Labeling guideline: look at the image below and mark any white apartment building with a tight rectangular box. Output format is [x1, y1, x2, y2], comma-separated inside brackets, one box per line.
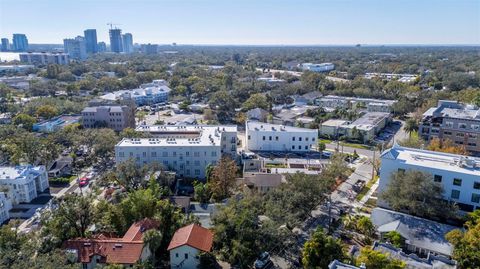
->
[315, 95, 397, 113]
[379, 144, 480, 212]
[0, 165, 49, 204]
[115, 125, 238, 179]
[246, 121, 317, 152]
[299, 63, 335, 72]
[0, 192, 12, 224]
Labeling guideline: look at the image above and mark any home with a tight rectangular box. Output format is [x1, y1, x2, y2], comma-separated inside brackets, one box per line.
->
[64, 218, 159, 268]
[168, 223, 214, 269]
[48, 156, 73, 178]
[246, 108, 269, 122]
[242, 172, 285, 193]
[371, 208, 458, 258]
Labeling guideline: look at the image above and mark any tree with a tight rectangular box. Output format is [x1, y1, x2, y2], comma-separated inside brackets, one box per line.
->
[356, 248, 405, 269]
[301, 228, 344, 269]
[209, 157, 238, 202]
[12, 113, 36, 130]
[111, 159, 157, 192]
[36, 105, 59, 119]
[427, 138, 468, 155]
[403, 118, 419, 138]
[446, 209, 480, 268]
[356, 216, 375, 238]
[193, 180, 212, 203]
[318, 141, 326, 152]
[242, 93, 269, 111]
[197, 252, 218, 269]
[385, 231, 404, 248]
[380, 170, 457, 219]
[142, 229, 163, 265]
[322, 153, 351, 181]
[46, 64, 61, 79]
[398, 131, 423, 148]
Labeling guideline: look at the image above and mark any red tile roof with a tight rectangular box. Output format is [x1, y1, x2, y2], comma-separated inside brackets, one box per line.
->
[167, 224, 213, 252]
[64, 218, 159, 265]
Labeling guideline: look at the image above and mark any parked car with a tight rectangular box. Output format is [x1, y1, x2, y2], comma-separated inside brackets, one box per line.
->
[79, 177, 89, 187]
[254, 252, 273, 269]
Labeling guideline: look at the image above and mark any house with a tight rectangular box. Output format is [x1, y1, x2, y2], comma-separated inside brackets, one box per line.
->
[372, 242, 457, 269]
[371, 208, 458, 258]
[48, 156, 73, 178]
[170, 196, 191, 213]
[246, 108, 269, 122]
[242, 173, 285, 193]
[328, 260, 363, 269]
[320, 119, 349, 138]
[168, 223, 214, 269]
[64, 218, 159, 268]
[0, 113, 12, 124]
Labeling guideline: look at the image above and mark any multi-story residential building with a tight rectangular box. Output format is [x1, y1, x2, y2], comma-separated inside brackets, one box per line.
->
[100, 81, 171, 106]
[19, 52, 70, 65]
[63, 36, 87, 60]
[379, 144, 480, 212]
[109, 28, 123, 53]
[115, 125, 238, 179]
[0, 192, 12, 224]
[315, 95, 397, 113]
[246, 121, 317, 152]
[341, 112, 391, 142]
[0, 165, 48, 204]
[419, 100, 480, 155]
[141, 43, 158, 55]
[299, 62, 335, 72]
[122, 33, 134, 53]
[97, 41, 107, 53]
[84, 29, 98, 54]
[81, 105, 135, 131]
[12, 34, 28, 51]
[1, 38, 9, 51]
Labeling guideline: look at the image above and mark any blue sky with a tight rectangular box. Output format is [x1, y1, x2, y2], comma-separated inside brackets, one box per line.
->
[0, 0, 479, 45]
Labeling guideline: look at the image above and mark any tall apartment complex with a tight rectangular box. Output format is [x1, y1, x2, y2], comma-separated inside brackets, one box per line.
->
[12, 34, 28, 51]
[19, 52, 70, 65]
[141, 43, 158, 55]
[419, 100, 480, 155]
[0, 165, 49, 204]
[81, 105, 135, 131]
[83, 29, 98, 54]
[100, 80, 171, 106]
[122, 33, 134, 53]
[246, 121, 317, 152]
[109, 28, 123, 53]
[0, 38, 9, 51]
[64, 36, 87, 60]
[379, 144, 480, 212]
[115, 125, 238, 179]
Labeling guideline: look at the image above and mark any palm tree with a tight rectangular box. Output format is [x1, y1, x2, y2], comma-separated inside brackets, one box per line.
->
[403, 118, 419, 137]
[142, 229, 163, 265]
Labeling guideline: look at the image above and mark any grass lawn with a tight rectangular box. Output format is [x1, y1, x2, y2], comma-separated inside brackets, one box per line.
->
[49, 175, 77, 185]
[265, 163, 287, 168]
[319, 139, 332, 144]
[340, 142, 372, 150]
[355, 176, 379, 202]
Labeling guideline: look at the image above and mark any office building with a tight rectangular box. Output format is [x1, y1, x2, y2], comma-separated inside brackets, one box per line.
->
[83, 29, 98, 54]
[81, 105, 135, 131]
[122, 33, 133, 53]
[100, 80, 171, 106]
[19, 52, 70, 65]
[419, 100, 480, 155]
[141, 43, 158, 55]
[245, 121, 317, 152]
[109, 28, 123, 53]
[1, 38, 9, 51]
[97, 42, 107, 53]
[115, 125, 238, 179]
[299, 62, 335, 72]
[379, 144, 480, 212]
[64, 36, 87, 60]
[0, 165, 49, 204]
[12, 34, 28, 51]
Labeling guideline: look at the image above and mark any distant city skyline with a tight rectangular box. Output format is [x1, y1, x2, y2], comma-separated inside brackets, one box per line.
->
[0, 0, 479, 45]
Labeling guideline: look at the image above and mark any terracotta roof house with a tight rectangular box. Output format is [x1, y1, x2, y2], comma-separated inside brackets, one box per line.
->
[168, 224, 214, 269]
[64, 218, 159, 268]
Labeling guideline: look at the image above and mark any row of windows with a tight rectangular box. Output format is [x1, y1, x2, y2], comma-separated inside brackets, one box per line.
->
[433, 175, 480, 189]
[451, 189, 480, 203]
[118, 151, 217, 158]
[443, 131, 477, 139]
[445, 121, 480, 131]
[292, 145, 309, 150]
[248, 135, 316, 142]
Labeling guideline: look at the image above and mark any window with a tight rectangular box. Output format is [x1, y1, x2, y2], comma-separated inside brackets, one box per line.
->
[275, 136, 279, 141]
[211, 151, 217, 157]
[194, 160, 200, 166]
[248, 135, 251, 140]
[163, 152, 168, 157]
[151, 152, 157, 157]
[469, 133, 477, 139]
[445, 122, 453, 128]
[194, 152, 200, 157]
[459, 123, 467, 129]
[292, 145, 295, 150]
[397, 168, 405, 173]
[444, 131, 452, 135]
[186, 151, 190, 156]
[451, 190, 460, 199]
[474, 182, 480, 190]
[456, 133, 465, 137]
[175, 253, 179, 258]
[292, 137, 296, 141]
[195, 169, 200, 175]
[269, 136, 272, 141]
[185, 253, 188, 259]
[173, 152, 176, 157]
[453, 178, 462, 186]
[130, 152, 134, 157]
[433, 175, 442, 183]
[306, 137, 309, 141]
[305, 146, 308, 150]
[471, 193, 480, 203]
[262, 136, 265, 141]
[119, 152, 124, 157]
[299, 137, 302, 141]
[472, 125, 480, 131]
[312, 137, 315, 142]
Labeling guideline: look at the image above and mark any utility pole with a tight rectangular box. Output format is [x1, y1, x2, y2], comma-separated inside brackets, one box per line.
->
[371, 148, 376, 181]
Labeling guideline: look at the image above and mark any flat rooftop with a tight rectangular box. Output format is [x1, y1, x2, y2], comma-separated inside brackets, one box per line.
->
[320, 95, 396, 105]
[0, 166, 42, 180]
[246, 121, 317, 133]
[321, 119, 348, 127]
[118, 125, 237, 147]
[423, 100, 480, 120]
[345, 112, 390, 131]
[381, 144, 480, 176]
[101, 85, 171, 101]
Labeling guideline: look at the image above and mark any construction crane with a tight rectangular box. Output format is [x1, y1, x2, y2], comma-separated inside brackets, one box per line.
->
[107, 23, 121, 30]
